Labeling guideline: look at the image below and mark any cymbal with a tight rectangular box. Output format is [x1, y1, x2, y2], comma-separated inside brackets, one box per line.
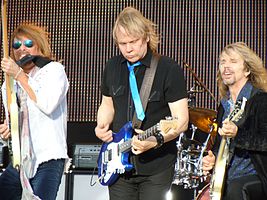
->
[189, 107, 217, 136]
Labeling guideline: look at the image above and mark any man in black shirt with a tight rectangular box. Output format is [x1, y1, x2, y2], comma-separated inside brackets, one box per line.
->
[95, 7, 189, 200]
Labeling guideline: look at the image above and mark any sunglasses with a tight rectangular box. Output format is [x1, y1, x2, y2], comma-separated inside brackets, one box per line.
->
[12, 39, 34, 49]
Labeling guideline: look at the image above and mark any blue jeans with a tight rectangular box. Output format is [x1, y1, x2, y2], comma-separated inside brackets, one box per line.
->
[0, 159, 65, 200]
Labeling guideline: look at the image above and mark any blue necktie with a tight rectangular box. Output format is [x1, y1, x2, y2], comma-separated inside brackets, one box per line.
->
[127, 61, 145, 121]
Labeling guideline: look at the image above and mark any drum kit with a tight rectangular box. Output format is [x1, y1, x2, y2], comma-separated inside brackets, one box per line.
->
[172, 62, 218, 199]
[172, 107, 217, 189]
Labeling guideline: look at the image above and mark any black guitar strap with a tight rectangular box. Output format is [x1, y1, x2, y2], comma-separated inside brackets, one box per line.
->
[132, 54, 160, 129]
[16, 54, 52, 68]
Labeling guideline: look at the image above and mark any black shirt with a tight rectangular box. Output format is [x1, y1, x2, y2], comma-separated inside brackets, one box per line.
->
[101, 49, 187, 175]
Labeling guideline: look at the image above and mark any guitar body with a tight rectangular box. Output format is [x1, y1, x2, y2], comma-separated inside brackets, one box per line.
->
[98, 122, 134, 186]
[209, 138, 227, 200]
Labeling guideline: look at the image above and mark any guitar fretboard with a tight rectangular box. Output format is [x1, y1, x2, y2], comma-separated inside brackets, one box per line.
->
[119, 123, 160, 153]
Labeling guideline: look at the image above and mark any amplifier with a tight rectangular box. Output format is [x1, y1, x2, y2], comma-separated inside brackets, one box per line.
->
[72, 144, 101, 169]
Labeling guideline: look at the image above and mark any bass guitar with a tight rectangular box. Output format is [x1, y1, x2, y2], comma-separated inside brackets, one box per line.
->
[97, 118, 178, 186]
[209, 97, 247, 200]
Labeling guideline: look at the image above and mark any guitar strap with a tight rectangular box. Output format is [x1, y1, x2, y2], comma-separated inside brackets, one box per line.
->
[132, 53, 160, 129]
[16, 55, 52, 68]
[228, 88, 260, 162]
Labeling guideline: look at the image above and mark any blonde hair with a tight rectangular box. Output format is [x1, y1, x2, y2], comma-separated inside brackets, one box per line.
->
[217, 42, 267, 98]
[10, 22, 52, 60]
[112, 7, 160, 53]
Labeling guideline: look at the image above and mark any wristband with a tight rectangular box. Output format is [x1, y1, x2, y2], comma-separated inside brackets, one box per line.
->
[154, 132, 164, 149]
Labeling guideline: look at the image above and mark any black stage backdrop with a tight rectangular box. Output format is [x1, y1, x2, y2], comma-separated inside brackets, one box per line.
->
[0, 0, 266, 143]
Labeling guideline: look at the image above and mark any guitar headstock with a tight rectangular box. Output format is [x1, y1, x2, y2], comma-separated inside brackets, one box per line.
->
[2, 0, 8, 7]
[159, 117, 179, 134]
[229, 97, 247, 122]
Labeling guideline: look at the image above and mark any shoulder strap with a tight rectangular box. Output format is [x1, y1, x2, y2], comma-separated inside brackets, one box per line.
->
[16, 55, 52, 68]
[132, 54, 160, 129]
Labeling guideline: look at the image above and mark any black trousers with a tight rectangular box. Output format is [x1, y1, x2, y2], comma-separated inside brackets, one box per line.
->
[223, 174, 267, 200]
[109, 165, 174, 200]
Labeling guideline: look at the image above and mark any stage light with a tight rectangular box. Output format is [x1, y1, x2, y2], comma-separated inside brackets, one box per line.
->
[165, 189, 173, 200]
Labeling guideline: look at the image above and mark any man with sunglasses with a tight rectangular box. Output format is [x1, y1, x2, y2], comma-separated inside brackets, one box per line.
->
[0, 23, 69, 200]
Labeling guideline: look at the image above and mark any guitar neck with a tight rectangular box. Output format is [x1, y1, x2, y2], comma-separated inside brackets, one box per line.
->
[138, 124, 159, 140]
[119, 123, 159, 153]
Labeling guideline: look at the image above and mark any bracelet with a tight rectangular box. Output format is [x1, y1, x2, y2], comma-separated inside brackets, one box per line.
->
[14, 67, 23, 80]
[154, 132, 164, 149]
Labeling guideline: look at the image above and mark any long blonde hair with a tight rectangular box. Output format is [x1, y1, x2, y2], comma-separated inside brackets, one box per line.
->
[217, 42, 267, 98]
[10, 23, 52, 60]
[112, 7, 160, 54]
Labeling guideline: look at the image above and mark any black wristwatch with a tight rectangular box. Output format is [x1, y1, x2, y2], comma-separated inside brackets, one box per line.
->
[154, 132, 164, 149]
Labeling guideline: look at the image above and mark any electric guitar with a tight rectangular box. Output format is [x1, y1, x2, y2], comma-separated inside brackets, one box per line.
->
[97, 118, 178, 186]
[209, 97, 247, 200]
[2, 0, 21, 170]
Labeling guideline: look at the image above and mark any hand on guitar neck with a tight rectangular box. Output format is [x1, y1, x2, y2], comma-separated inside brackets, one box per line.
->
[202, 103, 241, 174]
[131, 118, 179, 155]
[218, 118, 238, 138]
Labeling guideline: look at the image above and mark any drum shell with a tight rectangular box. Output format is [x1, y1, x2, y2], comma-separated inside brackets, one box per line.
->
[196, 183, 210, 200]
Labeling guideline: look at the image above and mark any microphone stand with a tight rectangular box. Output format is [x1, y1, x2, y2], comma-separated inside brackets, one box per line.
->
[183, 61, 218, 106]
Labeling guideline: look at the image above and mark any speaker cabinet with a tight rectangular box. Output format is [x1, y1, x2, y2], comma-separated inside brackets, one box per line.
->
[73, 174, 109, 200]
[64, 170, 109, 200]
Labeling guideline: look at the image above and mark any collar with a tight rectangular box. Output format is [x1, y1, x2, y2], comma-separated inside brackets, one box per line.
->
[221, 81, 253, 111]
[236, 81, 253, 101]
